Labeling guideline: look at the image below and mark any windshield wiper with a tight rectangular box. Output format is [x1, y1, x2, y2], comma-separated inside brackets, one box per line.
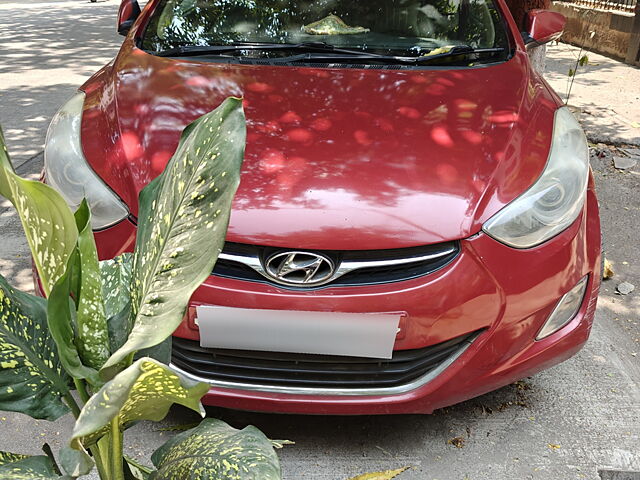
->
[257, 52, 404, 64]
[154, 41, 388, 58]
[272, 45, 506, 65]
[154, 42, 506, 66]
[410, 45, 506, 64]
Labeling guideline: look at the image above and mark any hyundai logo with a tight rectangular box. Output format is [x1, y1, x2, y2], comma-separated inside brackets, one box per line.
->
[264, 251, 335, 286]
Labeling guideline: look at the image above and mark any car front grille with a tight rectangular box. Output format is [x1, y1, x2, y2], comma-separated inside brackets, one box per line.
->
[212, 241, 460, 289]
[171, 330, 480, 390]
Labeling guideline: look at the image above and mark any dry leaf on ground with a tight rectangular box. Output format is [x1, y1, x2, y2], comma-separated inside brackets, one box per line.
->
[603, 259, 614, 279]
[448, 436, 465, 448]
[347, 466, 410, 480]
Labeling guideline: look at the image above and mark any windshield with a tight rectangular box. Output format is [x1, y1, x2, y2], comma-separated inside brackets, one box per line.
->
[141, 0, 509, 61]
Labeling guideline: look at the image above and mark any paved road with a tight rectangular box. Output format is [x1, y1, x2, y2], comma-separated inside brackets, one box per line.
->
[0, 2, 638, 479]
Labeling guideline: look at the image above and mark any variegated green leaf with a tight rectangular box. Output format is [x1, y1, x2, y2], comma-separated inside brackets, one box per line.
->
[0, 275, 70, 420]
[100, 253, 133, 321]
[149, 418, 282, 480]
[135, 337, 171, 365]
[0, 451, 29, 464]
[0, 126, 78, 296]
[124, 456, 152, 480]
[101, 253, 171, 367]
[102, 98, 245, 373]
[108, 303, 172, 376]
[71, 358, 208, 448]
[46, 201, 110, 385]
[106, 303, 131, 361]
[58, 447, 93, 478]
[98, 248, 134, 379]
[47, 250, 101, 386]
[0, 452, 64, 479]
[73, 200, 110, 370]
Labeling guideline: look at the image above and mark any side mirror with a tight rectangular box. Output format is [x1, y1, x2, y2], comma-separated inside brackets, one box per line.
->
[118, 0, 141, 36]
[523, 10, 566, 48]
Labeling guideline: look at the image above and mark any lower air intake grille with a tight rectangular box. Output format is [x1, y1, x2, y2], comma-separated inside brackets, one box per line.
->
[172, 331, 479, 390]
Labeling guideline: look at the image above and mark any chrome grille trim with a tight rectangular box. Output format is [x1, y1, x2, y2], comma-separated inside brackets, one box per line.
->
[217, 244, 458, 287]
[169, 331, 480, 397]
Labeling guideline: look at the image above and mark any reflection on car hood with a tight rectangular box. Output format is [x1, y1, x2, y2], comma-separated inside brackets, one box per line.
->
[81, 44, 559, 250]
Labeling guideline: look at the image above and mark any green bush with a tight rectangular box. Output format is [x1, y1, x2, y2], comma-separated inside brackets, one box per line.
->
[0, 97, 283, 480]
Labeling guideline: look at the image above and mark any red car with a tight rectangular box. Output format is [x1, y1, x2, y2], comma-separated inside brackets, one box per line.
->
[42, 0, 601, 414]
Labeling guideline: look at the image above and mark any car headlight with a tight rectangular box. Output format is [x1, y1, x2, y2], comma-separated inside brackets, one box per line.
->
[482, 107, 589, 248]
[44, 92, 129, 230]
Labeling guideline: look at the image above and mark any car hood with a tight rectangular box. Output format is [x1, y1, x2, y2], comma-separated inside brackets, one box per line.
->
[81, 43, 559, 250]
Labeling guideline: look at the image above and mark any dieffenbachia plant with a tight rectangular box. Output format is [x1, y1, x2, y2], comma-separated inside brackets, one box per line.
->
[0, 97, 286, 479]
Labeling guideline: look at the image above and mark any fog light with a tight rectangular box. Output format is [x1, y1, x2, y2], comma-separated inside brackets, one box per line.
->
[536, 276, 589, 340]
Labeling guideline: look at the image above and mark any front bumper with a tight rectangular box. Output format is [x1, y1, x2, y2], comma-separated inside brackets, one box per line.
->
[85, 184, 601, 415]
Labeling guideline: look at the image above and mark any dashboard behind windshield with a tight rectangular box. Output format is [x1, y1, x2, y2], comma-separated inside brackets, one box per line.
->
[141, 0, 509, 60]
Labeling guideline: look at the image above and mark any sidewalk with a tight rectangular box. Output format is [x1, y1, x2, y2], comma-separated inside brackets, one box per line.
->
[0, 0, 121, 168]
[545, 42, 640, 146]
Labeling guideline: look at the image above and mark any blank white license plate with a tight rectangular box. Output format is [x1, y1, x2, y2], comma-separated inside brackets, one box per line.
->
[196, 306, 401, 359]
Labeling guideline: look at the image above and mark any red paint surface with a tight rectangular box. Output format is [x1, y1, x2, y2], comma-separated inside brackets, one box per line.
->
[526, 10, 566, 45]
[117, 0, 138, 31]
[91, 183, 601, 414]
[67, 1, 602, 414]
[80, 32, 557, 250]
[198, 186, 601, 414]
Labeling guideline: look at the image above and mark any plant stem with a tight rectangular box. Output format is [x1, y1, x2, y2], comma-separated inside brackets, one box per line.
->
[65, 390, 109, 479]
[125, 351, 135, 368]
[89, 445, 109, 480]
[565, 11, 595, 104]
[566, 44, 584, 104]
[74, 378, 91, 404]
[109, 416, 125, 480]
[63, 393, 82, 418]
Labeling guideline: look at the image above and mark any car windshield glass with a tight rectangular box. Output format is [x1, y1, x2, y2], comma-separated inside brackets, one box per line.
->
[141, 0, 509, 61]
